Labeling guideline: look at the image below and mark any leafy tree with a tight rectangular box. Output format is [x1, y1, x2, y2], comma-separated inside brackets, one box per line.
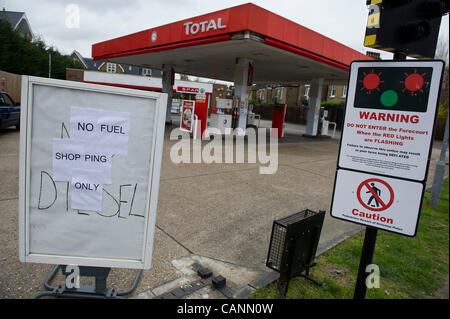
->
[179, 74, 190, 81]
[321, 101, 345, 108]
[0, 20, 82, 79]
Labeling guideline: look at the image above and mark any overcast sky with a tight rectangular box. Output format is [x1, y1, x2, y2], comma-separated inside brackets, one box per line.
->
[3, 0, 449, 62]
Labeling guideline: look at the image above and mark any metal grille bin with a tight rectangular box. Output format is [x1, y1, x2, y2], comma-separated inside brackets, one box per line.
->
[266, 209, 326, 298]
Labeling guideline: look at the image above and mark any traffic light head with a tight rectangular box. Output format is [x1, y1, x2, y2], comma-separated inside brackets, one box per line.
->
[365, 0, 449, 59]
[355, 66, 432, 111]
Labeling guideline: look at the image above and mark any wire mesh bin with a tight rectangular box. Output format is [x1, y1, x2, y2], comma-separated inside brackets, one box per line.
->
[266, 209, 326, 297]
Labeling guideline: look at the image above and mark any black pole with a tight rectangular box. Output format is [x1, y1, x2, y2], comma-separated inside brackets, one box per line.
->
[353, 50, 408, 300]
[353, 227, 378, 299]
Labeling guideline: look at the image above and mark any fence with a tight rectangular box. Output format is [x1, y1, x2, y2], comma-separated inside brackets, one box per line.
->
[0, 69, 22, 103]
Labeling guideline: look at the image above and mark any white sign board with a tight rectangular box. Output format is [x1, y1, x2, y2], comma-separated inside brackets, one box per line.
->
[338, 60, 444, 181]
[331, 60, 444, 237]
[19, 76, 167, 269]
[331, 170, 423, 236]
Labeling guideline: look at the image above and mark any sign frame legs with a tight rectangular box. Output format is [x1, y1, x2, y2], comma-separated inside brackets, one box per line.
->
[33, 265, 142, 299]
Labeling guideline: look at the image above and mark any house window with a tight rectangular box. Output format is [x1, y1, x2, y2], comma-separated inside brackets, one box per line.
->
[342, 85, 347, 98]
[258, 90, 264, 101]
[142, 68, 152, 76]
[106, 63, 116, 73]
[276, 87, 284, 102]
[330, 85, 336, 97]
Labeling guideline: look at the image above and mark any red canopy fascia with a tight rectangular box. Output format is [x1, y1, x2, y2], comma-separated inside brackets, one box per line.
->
[92, 3, 370, 70]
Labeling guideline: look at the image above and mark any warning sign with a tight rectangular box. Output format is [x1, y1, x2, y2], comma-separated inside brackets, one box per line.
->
[338, 60, 444, 182]
[331, 170, 423, 237]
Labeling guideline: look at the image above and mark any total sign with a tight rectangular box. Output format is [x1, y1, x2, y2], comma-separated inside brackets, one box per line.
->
[331, 60, 444, 237]
[183, 17, 226, 36]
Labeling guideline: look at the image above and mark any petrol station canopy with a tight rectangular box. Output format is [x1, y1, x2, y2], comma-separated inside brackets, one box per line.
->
[92, 3, 371, 85]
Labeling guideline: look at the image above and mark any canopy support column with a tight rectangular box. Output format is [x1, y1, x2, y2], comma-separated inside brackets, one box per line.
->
[162, 64, 174, 124]
[233, 57, 252, 136]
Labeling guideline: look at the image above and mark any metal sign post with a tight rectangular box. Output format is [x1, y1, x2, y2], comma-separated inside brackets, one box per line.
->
[353, 227, 378, 299]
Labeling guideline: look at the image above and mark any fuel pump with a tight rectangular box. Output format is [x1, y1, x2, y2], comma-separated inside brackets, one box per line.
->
[319, 107, 329, 136]
[208, 98, 233, 134]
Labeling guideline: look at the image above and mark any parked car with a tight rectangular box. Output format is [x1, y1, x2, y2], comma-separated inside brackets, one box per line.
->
[0, 90, 20, 130]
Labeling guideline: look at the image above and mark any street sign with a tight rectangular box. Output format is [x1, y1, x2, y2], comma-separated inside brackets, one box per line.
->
[331, 170, 423, 236]
[338, 60, 444, 181]
[331, 60, 444, 237]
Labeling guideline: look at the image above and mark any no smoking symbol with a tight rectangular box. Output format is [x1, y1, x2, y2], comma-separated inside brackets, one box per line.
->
[356, 178, 394, 212]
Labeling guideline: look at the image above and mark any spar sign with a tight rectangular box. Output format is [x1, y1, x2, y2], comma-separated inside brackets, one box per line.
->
[331, 60, 444, 237]
[180, 100, 195, 132]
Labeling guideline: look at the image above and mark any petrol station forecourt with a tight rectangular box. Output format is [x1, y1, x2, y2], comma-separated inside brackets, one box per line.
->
[90, 2, 372, 261]
[3, 3, 448, 300]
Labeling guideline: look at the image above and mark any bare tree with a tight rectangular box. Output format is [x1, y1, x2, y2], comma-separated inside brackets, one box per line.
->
[435, 39, 449, 112]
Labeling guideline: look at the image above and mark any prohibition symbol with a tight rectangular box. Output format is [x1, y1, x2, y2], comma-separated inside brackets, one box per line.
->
[356, 178, 394, 212]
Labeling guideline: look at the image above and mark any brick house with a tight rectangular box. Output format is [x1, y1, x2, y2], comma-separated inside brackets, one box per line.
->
[0, 8, 33, 40]
[70, 50, 162, 77]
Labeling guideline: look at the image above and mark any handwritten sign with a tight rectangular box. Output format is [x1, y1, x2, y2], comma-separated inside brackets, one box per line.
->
[19, 76, 167, 269]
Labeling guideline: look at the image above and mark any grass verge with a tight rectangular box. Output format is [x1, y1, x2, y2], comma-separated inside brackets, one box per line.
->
[250, 179, 449, 299]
